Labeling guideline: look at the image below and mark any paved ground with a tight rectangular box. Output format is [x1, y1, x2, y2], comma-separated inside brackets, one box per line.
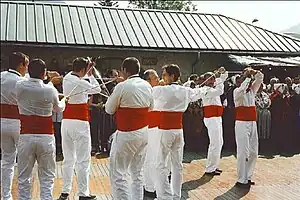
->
[7, 151, 300, 200]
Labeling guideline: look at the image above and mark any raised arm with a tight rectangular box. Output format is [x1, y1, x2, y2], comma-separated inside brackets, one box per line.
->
[105, 83, 123, 115]
[51, 84, 66, 113]
[251, 71, 264, 94]
[233, 78, 252, 100]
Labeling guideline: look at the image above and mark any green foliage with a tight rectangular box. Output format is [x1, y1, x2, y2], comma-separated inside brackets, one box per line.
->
[128, 0, 197, 11]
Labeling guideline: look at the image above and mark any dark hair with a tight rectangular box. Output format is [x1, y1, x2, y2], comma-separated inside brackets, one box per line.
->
[72, 57, 88, 72]
[189, 74, 198, 81]
[9, 52, 28, 70]
[105, 69, 118, 78]
[121, 57, 140, 75]
[162, 64, 181, 81]
[28, 59, 46, 79]
[143, 69, 156, 81]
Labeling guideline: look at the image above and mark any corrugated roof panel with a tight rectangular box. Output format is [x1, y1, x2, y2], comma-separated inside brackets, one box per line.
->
[0, 3, 8, 40]
[93, 8, 113, 46]
[77, 7, 94, 45]
[69, 6, 85, 44]
[85, 7, 103, 45]
[117, 9, 139, 47]
[237, 21, 268, 51]
[7, 3, 17, 41]
[170, 13, 199, 49]
[163, 12, 190, 49]
[184, 13, 213, 49]
[233, 21, 262, 51]
[158, 12, 182, 48]
[102, 9, 121, 46]
[140, 11, 165, 48]
[52, 5, 66, 44]
[133, 10, 157, 48]
[43, 5, 56, 43]
[205, 15, 232, 49]
[26, 4, 37, 42]
[215, 16, 245, 50]
[194, 14, 223, 49]
[125, 10, 148, 47]
[35, 4, 46, 43]
[226, 18, 256, 50]
[148, 11, 173, 48]
[16, 3, 26, 42]
[60, 6, 75, 44]
[110, 9, 131, 46]
[1, 1, 299, 53]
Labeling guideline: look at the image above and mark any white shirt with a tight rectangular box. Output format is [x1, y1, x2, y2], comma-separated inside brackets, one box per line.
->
[1, 69, 26, 107]
[152, 83, 205, 112]
[234, 72, 264, 107]
[105, 75, 153, 115]
[16, 78, 66, 116]
[63, 72, 101, 104]
[202, 72, 228, 107]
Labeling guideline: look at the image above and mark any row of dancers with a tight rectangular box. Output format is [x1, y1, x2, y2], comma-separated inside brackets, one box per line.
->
[1, 52, 263, 200]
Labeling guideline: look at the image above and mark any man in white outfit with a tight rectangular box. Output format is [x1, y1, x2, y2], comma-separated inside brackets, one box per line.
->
[153, 64, 207, 200]
[202, 67, 228, 176]
[1, 52, 28, 200]
[105, 57, 153, 200]
[233, 68, 264, 188]
[142, 69, 160, 198]
[58, 57, 101, 200]
[16, 59, 66, 200]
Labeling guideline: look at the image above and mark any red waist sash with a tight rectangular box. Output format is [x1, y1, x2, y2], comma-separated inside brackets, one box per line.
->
[148, 111, 161, 128]
[116, 107, 149, 132]
[63, 103, 89, 121]
[0, 104, 19, 119]
[20, 115, 54, 134]
[159, 111, 183, 130]
[203, 105, 223, 118]
[235, 106, 257, 121]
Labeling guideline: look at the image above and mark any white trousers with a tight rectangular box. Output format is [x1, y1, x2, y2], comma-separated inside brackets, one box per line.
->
[204, 117, 224, 173]
[1, 118, 20, 200]
[61, 119, 92, 197]
[109, 128, 148, 200]
[17, 134, 56, 200]
[235, 121, 258, 184]
[156, 129, 184, 200]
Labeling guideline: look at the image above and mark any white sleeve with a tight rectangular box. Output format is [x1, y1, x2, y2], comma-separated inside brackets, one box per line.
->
[203, 78, 224, 98]
[233, 78, 251, 100]
[251, 71, 264, 94]
[188, 87, 205, 102]
[105, 83, 123, 115]
[50, 84, 66, 113]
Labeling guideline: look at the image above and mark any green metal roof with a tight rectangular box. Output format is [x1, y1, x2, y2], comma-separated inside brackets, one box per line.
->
[1, 1, 300, 54]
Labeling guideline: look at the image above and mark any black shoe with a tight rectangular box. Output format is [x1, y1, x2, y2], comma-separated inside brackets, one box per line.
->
[216, 168, 223, 173]
[79, 195, 97, 200]
[205, 171, 221, 176]
[144, 188, 157, 198]
[235, 182, 250, 189]
[168, 174, 171, 183]
[57, 193, 69, 200]
[248, 180, 255, 185]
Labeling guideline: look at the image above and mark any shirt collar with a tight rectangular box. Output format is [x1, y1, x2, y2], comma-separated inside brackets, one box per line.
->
[128, 74, 140, 79]
[29, 78, 44, 84]
[8, 69, 21, 77]
[71, 72, 81, 78]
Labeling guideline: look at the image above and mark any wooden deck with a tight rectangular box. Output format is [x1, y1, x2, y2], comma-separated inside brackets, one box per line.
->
[7, 152, 300, 200]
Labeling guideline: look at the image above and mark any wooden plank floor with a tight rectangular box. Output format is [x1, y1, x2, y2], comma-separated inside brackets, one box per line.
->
[6, 152, 300, 200]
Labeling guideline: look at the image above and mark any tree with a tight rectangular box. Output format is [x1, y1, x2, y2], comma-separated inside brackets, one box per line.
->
[128, 0, 197, 11]
[95, 0, 119, 7]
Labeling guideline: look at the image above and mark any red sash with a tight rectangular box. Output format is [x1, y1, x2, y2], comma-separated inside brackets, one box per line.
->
[116, 107, 149, 132]
[203, 105, 223, 118]
[20, 115, 54, 134]
[235, 106, 257, 121]
[148, 111, 161, 128]
[63, 103, 90, 121]
[159, 111, 183, 130]
[0, 104, 19, 119]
